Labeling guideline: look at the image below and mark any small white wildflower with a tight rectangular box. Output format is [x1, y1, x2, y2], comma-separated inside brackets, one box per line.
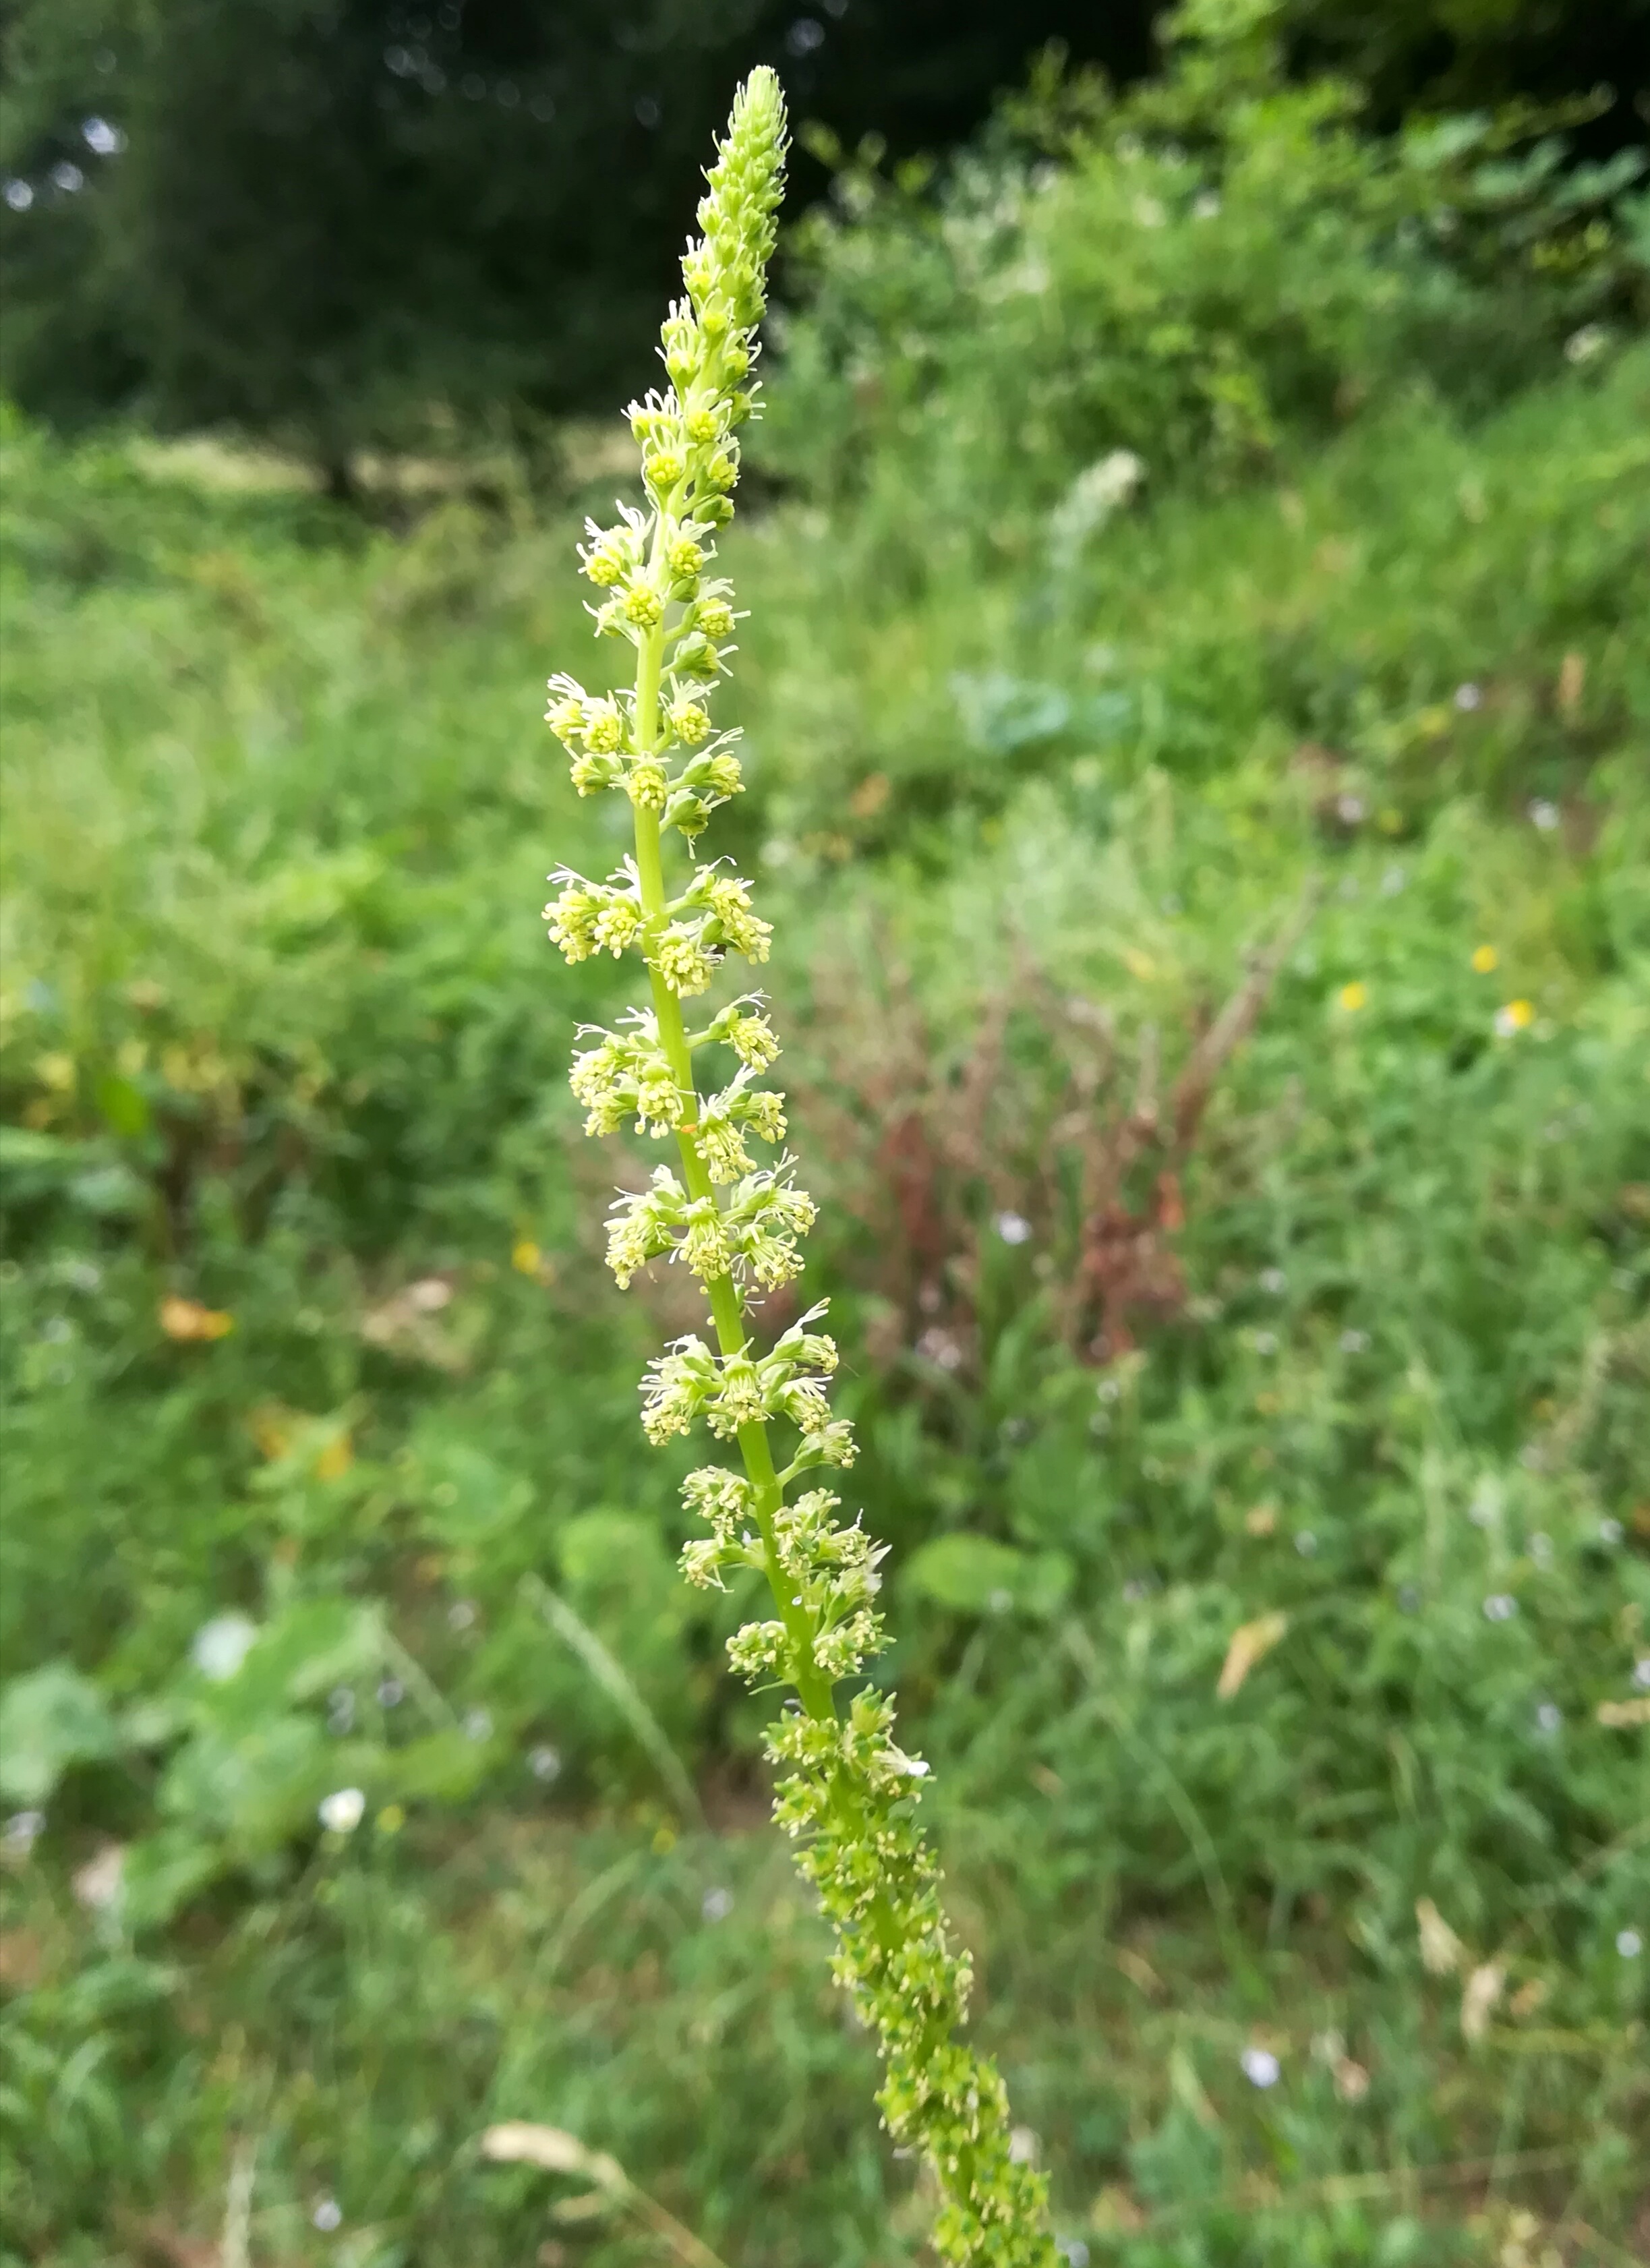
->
[702, 1886, 735, 1922]
[1295, 1531, 1317, 1557]
[73, 1843, 125, 1909]
[995, 1211, 1033, 1246]
[916, 1325, 964, 1371]
[1564, 323, 1609, 365]
[1528, 798, 1560, 832]
[191, 1612, 258, 1682]
[1483, 1594, 1516, 1623]
[1380, 865, 1407, 896]
[1007, 2126, 1038, 2164]
[463, 1707, 494, 1742]
[318, 1788, 366, 1834]
[1454, 682, 1482, 711]
[529, 1744, 562, 1782]
[1048, 450, 1146, 562]
[448, 1599, 478, 1631]
[1535, 1702, 1562, 1735]
[1336, 792, 1366, 825]
[1260, 1267, 1287, 1294]
[1617, 1929, 1642, 1958]
[1479, 1486, 1511, 1527]
[1633, 1659, 1650, 1691]
[1240, 2045, 1280, 2089]
[1191, 190, 1220, 219]
[1599, 1517, 1624, 1545]
[4, 1809, 45, 1859]
[312, 2197, 343, 2232]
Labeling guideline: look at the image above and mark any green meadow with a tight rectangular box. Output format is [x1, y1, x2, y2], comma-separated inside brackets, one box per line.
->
[2, 26, 1648, 2265]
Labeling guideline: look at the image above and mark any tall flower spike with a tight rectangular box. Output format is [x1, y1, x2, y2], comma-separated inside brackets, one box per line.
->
[542, 68, 1057, 2263]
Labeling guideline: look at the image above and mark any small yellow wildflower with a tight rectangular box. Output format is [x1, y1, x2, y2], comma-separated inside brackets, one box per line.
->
[158, 1296, 233, 1342]
[314, 1431, 353, 1481]
[1337, 981, 1368, 1013]
[511, 1237, 542, 1276]
[1495, 998, 1535, 1036]
[1471, 944, 1498, 974]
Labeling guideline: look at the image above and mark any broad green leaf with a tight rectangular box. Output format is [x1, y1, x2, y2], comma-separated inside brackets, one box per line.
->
[901, 1534, 1072, 1619]
[0, 1662, 121, 1803]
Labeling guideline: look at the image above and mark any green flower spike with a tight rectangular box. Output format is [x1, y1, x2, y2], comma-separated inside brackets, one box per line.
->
[543, 67, 1058, 2264]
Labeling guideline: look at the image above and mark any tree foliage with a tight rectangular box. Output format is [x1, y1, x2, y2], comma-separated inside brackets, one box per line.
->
[0, 0, 1643, 469]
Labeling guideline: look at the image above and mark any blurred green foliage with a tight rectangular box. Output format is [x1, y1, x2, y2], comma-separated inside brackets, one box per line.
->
[764, 1, 1647, 552]
[2, 18, 1649, 2263]
[1, 0, 1645, 473]
[0, 0, 1162, 471]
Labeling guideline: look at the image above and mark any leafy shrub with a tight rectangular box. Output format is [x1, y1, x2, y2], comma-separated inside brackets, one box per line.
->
[763, 0, 1647, 561]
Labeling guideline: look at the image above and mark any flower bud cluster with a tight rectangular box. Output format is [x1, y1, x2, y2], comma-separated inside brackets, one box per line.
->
[545, 672, 744, 838]
[645, 865, 773, 999]
[676, 1462, 763, 1591]
[638, 1308, 852, 1451]
[543, 67, 1056, 2263]
[543, 861, 644, 963]
[763, 1694, 1053, 2259]
[607, 1161, 815, 1289]
[682, 1470, 887, 1678]
[674, 863, 772, 956]
[693, 996, 782, 1071]
[568, 1014, 683, 1138]
[695, 1068, 786, 1182]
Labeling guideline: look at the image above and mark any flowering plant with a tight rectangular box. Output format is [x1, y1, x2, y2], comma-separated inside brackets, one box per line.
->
[541, 68, 1056, 2264]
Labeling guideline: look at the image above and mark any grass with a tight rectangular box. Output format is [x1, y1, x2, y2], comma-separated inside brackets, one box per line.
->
[1, 330, 1648, 2267]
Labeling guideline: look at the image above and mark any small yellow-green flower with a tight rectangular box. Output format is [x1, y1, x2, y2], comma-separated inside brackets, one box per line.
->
[1495, 997, 1535, 1036]
[1337, 980, 1368, 1013]
[1471, 943, 1498, 973]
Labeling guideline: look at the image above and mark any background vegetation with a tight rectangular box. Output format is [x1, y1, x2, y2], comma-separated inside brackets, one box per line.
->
[3, 0, 1649, 467]
[2, 5, 1649, 2264]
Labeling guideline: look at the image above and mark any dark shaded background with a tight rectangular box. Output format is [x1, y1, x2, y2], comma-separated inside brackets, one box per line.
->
[1, 0, 1645, 474]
